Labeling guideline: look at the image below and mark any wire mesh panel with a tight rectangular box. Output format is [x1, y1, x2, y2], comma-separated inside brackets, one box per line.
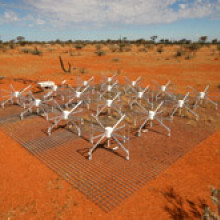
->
[0, 106, 215, 212]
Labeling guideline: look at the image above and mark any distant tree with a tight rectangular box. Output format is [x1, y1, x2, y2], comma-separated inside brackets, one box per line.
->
[16, 36, 25, 42]
[150, 35, 158, 43]
[217, 44, 220, 56]
[199, 36, 207, 44]
[212, 39, 218, 44]
[16, 36, 26, 46]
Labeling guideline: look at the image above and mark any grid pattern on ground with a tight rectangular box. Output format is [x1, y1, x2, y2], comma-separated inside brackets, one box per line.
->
[0, 105, 214, 212]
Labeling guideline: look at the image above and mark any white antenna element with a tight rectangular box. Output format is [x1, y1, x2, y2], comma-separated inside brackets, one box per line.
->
[137, 101, 171, 137]
[76, 76, 95, 94]
[65, 85, 90, 109]
[1, 84, 31, 108]
[20, 91, 50, 120]
[47, 100, 83, 136]
[100, 74, 118, 92]
[99, 80, 119, 100]
[96, 92, 122, 117]
[89, 114, 129, 160]
[151, 80, 176, 101]
[170, 92, 198, 120]
[188, 85, 218, 110]
[129, 85, 153, 109]
[124, 76, 142, 94]
[43, 80, 68, 101]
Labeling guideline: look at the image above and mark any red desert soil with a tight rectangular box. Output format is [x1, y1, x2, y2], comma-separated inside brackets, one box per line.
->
[0, 45, 220, 219]
[0, 129, 219, 219]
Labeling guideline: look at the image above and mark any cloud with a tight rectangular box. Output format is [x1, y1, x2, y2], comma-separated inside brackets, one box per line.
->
[1, 11, 19, 23]
[24, 0, 219, 27]
[0, 0, 220, 27]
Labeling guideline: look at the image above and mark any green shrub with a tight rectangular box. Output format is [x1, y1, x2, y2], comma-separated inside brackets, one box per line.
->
[21, 47, 42, 55]
[185, 55, 193, 60]
[95, 50, 106, 56]
[112, 57, 120, 62]
[30, 47, 42, 56]
[174, 49, 185, 57]
[202, 186, 220, 220]
[157, 47, 163, 53]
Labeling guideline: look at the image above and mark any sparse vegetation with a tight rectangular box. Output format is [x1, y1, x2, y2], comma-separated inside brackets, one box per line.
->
[202, 186, 220, 220]
[112, 57, 120, 62]
[95, 50, 106, 56]
[157, 46, 163, 53]
[174, 49, 185, 57]
[20, 47, 42, 55]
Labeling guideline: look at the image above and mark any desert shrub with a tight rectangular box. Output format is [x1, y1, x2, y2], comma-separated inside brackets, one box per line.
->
[112, 57, 120, 62]
[30, 47, 42, 56]
[138, 47, 147, 52]
[96, 44, 102, 51]
[174, 49, 185, 57]
[217, 45, 220, 56]
[21, 48, 31, 54]
[74, 44, 84, 50]
[124, 46, 131, 52]
[21, 47, 42, 55]
[202, 186, 220, 220]
[0, 44, 7, 52]
[145, 44, 154, 50]
[95, 50, 106, 56]
[47, 48, 54, 52]
[109, 44, 118, 52]
[185, 55, 193, 60]
[157, 46, 163, 53]
[9, 43, 16, 49]
[78, 68, 87, 74]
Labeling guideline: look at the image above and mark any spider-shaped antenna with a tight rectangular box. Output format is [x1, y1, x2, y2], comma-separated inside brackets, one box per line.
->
[124, 76, 142, 94]
[151, 80, 176, 101]
[76, 76, 95, 93]
[20, 91, 51, 120]
[89, 114, 129, 160]
[47, 100, 83, 136]
[98, 80, 119, 100]
[1, 84, 31, 108]
[96, 92, 122, 117]
[65, 85, 90, 109]
[187, 85, 218, 110]
[136, 101, 171, 137]
[170, 92, 199, 120]
[129, 84, 153, 109]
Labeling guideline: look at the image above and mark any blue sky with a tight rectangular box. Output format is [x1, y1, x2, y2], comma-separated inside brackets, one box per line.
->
[0, 0, 220, 41]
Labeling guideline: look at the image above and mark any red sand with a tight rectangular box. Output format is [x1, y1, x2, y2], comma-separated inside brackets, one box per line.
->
[0, 45, 220, 219]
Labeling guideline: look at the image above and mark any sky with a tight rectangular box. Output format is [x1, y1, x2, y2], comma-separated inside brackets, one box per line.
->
[0, 0, 220, 42]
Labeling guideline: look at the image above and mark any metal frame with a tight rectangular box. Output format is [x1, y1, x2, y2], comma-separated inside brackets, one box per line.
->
[98, 80, 119, 101]
[188, 85, 218, 110]
[20, 91, 51, 120]
[47, 100, 83, 136]
[76, 76, 95, 94]
[96, 92, 122, 117]
[65, 85, 90, 109]
[100, 73, 118, 86]
[124, 76, 142, 94]
[89, 114, 129, 160]
[170, 92, 198, 120]
[129, 84, 153, 109]
[1, 84, 31, 109]
[151, 80, 176, 101]
[136, 101, 171, 137]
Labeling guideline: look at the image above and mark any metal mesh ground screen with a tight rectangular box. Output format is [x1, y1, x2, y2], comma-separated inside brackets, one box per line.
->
[0, 105, 216, 212]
